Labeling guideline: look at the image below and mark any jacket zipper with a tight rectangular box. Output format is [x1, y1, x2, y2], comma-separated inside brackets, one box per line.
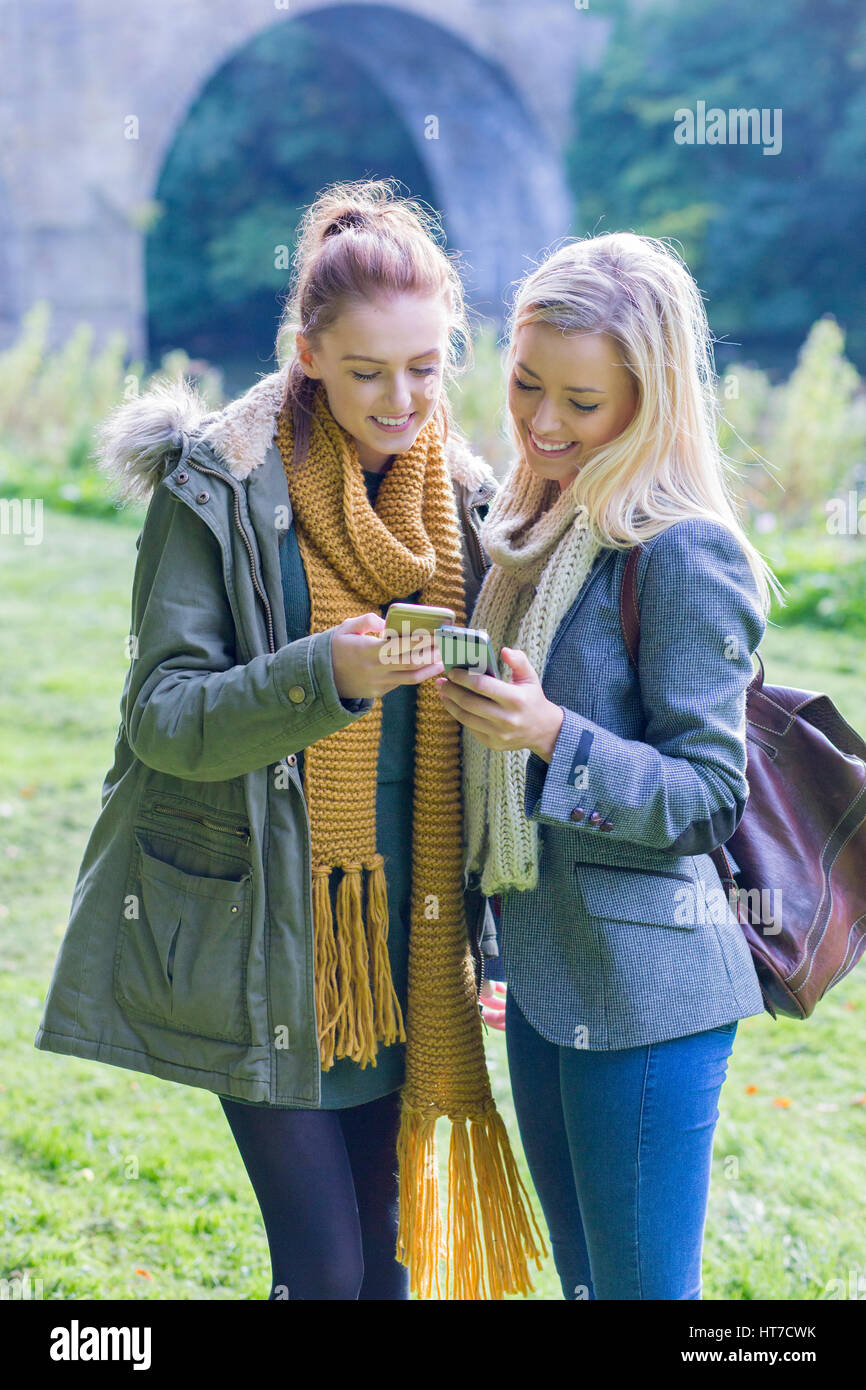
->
[478, 957, 489, 1034]
[465, 511, 488, 579]
[474, 896, 489, 1030]
[186, 458, 276, 655]
[152, 803, 251, 846]
[465, 490, 493, 580]
[466, 487, 494, 1021]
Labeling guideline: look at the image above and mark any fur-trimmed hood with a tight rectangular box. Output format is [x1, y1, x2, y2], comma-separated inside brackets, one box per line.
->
[95, 366, 498, 507]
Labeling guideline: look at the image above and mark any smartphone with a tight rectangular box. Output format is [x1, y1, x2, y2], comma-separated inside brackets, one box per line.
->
[383, 601, 456, 635]
[435, 624, 499, 679]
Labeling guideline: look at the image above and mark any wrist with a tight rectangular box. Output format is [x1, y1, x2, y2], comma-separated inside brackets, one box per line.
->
[328, 632, 350, 701]
[530, 702, 564, 763]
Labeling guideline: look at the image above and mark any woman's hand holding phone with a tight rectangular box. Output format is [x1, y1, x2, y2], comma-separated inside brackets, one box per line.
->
[330, 612, 445, 701]
[435, 646, 565, 762]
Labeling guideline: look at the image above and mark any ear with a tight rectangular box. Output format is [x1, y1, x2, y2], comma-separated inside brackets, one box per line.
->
[295, 332, 321, 379]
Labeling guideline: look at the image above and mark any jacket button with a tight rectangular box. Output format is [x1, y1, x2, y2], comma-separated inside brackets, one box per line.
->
[600, 819, 614, 832]
[588, 811, 603, 825]
[286, 753, 297, 766]
[195, 490, 209, 504]
[288, 685, 306, 703]
[569, 807, 586, 821]
[176, 470, 189, 484]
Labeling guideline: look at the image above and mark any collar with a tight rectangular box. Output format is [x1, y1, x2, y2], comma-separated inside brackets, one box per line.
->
[197, 366, 499, 498]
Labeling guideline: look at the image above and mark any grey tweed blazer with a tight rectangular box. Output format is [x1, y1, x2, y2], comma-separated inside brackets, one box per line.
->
[491, 515, 767, 1050]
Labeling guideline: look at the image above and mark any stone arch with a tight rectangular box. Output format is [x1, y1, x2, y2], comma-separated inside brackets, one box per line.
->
[148, 4, 573, 359]
[295, 5, 573, 318]
[3, 0, 589, 359]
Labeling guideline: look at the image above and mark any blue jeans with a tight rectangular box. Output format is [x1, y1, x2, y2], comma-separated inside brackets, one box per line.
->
[504, 987, 737, 1300]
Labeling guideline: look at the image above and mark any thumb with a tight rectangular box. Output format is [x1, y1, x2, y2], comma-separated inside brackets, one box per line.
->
[500, 647, 537, 683]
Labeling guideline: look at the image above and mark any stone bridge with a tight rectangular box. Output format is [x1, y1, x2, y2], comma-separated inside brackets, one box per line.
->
[1, 0, 615, 358]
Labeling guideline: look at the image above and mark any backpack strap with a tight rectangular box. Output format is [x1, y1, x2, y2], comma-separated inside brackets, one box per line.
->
[620, 542, 767, 689]
[620, 545, 644, 673]
[618, 542, 745, 955]
[618, 540, 777, 1008]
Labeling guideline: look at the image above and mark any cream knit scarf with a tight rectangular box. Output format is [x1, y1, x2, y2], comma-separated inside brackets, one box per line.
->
[463, 456, 605, 896]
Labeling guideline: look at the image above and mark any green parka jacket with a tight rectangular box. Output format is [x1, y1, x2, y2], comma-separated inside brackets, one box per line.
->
[34, 367, 499, 1106]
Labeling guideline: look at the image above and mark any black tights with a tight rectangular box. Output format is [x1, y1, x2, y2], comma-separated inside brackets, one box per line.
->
[219, 1088, 410, 1300]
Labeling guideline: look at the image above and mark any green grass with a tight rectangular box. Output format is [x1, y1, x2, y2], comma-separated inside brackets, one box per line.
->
[2, 508, 865, 1301]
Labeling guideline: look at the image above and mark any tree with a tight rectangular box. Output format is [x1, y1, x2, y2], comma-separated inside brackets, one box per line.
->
[146, 22, 438, 384]
[567, 0, 866, 372]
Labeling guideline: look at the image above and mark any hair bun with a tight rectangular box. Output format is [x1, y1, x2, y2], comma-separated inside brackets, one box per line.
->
[323, 208, 369, 239]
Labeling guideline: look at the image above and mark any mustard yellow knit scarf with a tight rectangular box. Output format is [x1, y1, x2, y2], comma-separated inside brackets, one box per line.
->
[275, 382, 546, 1298]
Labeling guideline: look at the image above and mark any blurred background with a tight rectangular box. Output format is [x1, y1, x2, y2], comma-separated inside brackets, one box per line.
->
[1, 0, 865, 1302]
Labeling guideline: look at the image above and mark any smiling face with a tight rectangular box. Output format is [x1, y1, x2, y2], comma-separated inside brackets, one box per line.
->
[508, 323, 639, 491]
[296, 292, 450, 471]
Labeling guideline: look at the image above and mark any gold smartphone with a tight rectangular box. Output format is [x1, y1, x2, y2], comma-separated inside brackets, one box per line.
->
[383, 601, 456, 634]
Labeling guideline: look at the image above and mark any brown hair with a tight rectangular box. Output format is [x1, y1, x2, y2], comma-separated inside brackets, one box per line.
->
[276, 178, 472, 465]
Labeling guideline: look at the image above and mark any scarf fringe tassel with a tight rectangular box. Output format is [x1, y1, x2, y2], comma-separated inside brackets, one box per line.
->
[396, 1101, 548, 1299]
[313, 857, 406, 1072]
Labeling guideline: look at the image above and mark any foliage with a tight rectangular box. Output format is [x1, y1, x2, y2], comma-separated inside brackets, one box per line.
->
[450, 324, 514, 473]
[567, 0, 866, 371]
[0, 302, 224, 521]
[2, 304, 864, 632]
[718, 317, 866, 529]
[146, 21, 439, 374]
[765, 318, 866, 524]
[758, 533, 866, 633]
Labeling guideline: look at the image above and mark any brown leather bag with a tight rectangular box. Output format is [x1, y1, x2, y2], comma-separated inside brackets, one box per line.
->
[621, 544, 866, 1019]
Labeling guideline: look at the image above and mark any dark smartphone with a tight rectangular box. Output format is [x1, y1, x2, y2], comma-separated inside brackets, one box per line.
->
[434, 624, 499, 678]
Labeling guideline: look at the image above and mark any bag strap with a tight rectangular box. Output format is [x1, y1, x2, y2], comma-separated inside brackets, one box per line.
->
[619, 549, 734, 867]
[620, 546, 643, 673]
[620, 543, 766, 691]
[617, 543, 768, 996]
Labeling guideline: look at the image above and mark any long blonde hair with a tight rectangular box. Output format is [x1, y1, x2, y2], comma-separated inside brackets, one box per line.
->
[503, 232, 785, 615]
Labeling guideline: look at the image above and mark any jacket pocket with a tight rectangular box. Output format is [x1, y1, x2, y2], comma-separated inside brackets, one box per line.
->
[114, 832, 253, 1043]
[573, 862, 699, 930]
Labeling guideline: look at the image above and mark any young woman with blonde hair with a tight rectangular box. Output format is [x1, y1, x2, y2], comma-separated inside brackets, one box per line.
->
[437, 231, 784, 1300]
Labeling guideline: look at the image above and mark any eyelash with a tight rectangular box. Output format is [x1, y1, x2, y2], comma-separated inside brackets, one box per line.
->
[513, 376, 599, 413]
[350, 368, 438, 381]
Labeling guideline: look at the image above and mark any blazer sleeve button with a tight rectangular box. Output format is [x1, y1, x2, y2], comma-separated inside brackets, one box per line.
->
[588, 811, 603, 825]
[288, 685, 307, 703]
[600, 819, 614, 831]
[569, 807, 586, 821]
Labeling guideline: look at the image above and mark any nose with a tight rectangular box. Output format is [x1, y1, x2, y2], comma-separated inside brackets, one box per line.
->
[381, 374, 413, 413]
[530, 397, 565, 437]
